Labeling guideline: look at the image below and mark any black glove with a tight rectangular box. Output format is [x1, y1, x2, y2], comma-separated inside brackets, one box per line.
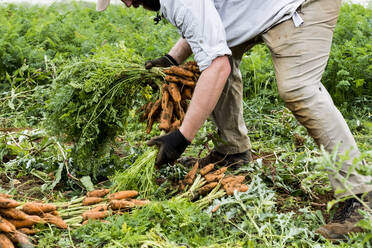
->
[145, 54, 178, 69]
[147, 129, 190, 166]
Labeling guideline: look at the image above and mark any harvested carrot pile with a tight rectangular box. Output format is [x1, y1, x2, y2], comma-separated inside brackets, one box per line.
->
[0, 189, 150, 247]
[140, 61, 200, 133]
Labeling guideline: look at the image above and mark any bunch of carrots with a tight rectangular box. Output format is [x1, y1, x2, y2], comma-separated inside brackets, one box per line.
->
[0, 190, 150, 247]
[140, 61, 200, 133]
[180, 161, 249, 197]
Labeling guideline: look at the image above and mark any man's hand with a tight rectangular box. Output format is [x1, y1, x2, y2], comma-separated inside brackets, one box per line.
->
[147, 129, 190, 166]
[145, 54, 178, 69]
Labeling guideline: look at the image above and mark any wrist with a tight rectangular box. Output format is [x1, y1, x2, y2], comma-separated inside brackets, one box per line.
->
[164, 54, 178, 66]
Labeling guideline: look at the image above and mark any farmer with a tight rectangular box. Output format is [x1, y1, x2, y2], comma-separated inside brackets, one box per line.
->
[96, 0, 372, 240]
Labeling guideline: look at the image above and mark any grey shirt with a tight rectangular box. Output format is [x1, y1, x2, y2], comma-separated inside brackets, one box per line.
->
[160, 0, 305, 71]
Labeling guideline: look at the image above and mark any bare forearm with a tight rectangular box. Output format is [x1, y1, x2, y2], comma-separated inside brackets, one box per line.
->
[168, 38, 192, 64]
[179, 56, 231, 141]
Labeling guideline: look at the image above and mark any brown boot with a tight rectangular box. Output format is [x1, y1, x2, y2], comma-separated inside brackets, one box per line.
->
[315, 192, 372, 241]
[179, 149, 253, 168]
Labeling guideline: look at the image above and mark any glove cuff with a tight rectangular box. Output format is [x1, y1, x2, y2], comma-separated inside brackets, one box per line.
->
[164, 54, 179, 66]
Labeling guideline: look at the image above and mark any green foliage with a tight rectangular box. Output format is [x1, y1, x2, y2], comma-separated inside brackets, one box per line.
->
[45, 44, 162, 177]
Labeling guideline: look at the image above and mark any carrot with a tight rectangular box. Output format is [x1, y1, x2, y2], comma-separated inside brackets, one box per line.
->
[109, 200, 135, 210]
[198, 182, 218, 196]
[147, 99, 161, 134]
[183, 161, 199, 185]
[213, 167, 228, 175]
[180, 100, 189, 112]
[162, 68, 173, 75]
[89, 205, 107, 212]
[22, 202, 56, 215]
[50, 211, 60, 216]
[0, 208, 28, 220]
[108, 190, 139, 200]
[174, 102, 185, 121]
[0, 197, 20, 209]
[181, 87, 193, 100]
[42, 213, 67, 229]
[0, 193, 12, 199]
[82, 210, 109, 221]
[170, 66, 194, 78]
[169, 119, 181, 132]
[129, 199, 150, 206]
[161, 84, 169, 110]
[159, 101, 174, 131]
[0, 233, 14, 248]
[211, 204, 221, 213]
[18, 228, 39, 235]
[165, 75, 195, 87]
[86, 189, 110, 198]
[221, 175, 245, 186]
[0, 216, 16, 233]
[6, 231, 34, 248]
[9, 215, 44, 228]
[204, 173, 224, 183]
[200, 163, 215, 176]
[168, 83, 181, 103]
[238, 184, 249, 192]
[181, 64, 200, 74]
[82, 197, 103, 206]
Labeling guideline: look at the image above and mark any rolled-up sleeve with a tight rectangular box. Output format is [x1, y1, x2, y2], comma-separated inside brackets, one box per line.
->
[160, 0, 231, 71]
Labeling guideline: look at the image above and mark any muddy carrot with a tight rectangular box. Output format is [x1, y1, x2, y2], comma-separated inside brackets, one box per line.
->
[200, 163, 215, 176]
[168, 83, 182, 103]
[8, 215, 44, 228]
[0, 208, 28, 220]
[184, 161, 199, 185]
[82, 210, 109, 221]
[108, 190, 139, 200]
[147, 99, 161, 133]
[174, 102, 185, 121]
[165, 75, 195, 87]
[169, 119, 181, 131]
[18, 228, 39, 235]
[161, 84, 170, 110]
[22, 202, 57, 215]
[82, 197, 103, 206]
[42, 213, 67, 229]
[181, 87, 193, 100]
[86, 189, 110, 198]
[221, 175, 245, 186]
[204, 173, 224, 183]
[170, 66, 194, 78]
[0, 197, 20, 208]
[6, 231, 34, 248]
[89, 205, 107, 212]
[109, 200, 135, 210]
[0, 216, 16, 232]
[198, 182, 218, 196]
[0, 234, 14, 248]
[159, 101, 174, 131]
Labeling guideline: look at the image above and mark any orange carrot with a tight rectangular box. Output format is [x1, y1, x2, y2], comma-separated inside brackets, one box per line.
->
[174, 102, 185, 121]
[82, 197, 103, 206]
[168, 83, 182, 103]
[170, 66, 194, 78]
[184, 161, 199, 185]
[165, 75, 195, 87]
[129, 199, 150, 206]
[8, 215, 44, 228]
[82, 210, 109, 221]
[42, 213, 67, 229]
[0, 193, 12, 199]
[0, 208, 28, 220]
[6, 231, 34, 248]
[22, 202, 56, 215]
[169, 119, 181, 132]
[108, 190, 139, 200]
[198, 182, 218, 196]
[0, 197, 20, 208]
[204, 173, 224, 183]
[159, 101, 174, 131]
[109, 200, 135, 210]
[0, 233, 14, 248]
[18, 228, 39, 235]
[86, 189, 110, 198]
[221, 175, 245, 186]
[200, 163, 215, 176]
[0, 216, 16, 233]
[147, 99, 161, 133]
[89, 205, 107, 212]
[211, 204, 221, 213]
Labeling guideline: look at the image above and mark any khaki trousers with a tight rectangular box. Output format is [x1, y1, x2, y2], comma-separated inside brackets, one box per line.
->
[211, 0, 372, 197]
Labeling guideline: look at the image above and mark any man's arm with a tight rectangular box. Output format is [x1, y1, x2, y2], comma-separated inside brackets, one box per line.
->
[179, 56, 231, 141]
[168, 38, 192, 65]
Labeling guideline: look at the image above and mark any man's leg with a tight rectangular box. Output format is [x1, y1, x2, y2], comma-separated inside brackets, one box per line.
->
[262, 0, 372, 198]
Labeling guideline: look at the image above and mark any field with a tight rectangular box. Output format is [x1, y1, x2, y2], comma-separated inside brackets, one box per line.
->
[0, 2, 371, 247]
